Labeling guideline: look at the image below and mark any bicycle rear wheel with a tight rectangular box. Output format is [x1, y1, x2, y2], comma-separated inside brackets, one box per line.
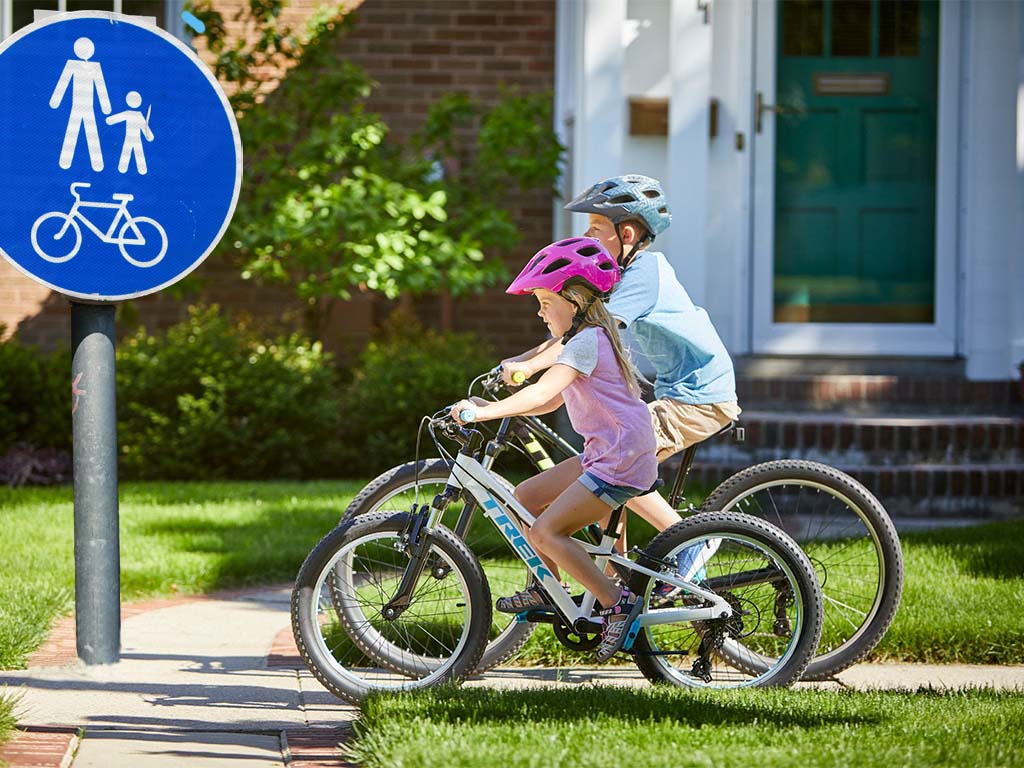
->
[629, 511, 823, 689]
[700, 460, 903, 679]
[292, 512, 490, 704]
[339, 459, 535, 672]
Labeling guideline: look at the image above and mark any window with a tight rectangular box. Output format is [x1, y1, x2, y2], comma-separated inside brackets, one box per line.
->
[782, 0, 825, 57]
[4, 1, 185, 41]
[831, 0, 872, 57]
[878, 0, 920, 57]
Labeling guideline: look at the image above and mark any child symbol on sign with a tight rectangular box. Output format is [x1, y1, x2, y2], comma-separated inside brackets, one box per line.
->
[105, 91, 154, 175]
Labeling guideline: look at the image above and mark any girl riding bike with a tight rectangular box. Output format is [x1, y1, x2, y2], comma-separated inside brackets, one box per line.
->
[503, 174, 739, 558]
[450, 236, 658, 661]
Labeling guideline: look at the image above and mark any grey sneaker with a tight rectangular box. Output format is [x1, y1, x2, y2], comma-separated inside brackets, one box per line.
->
[595, 587, 644, 662]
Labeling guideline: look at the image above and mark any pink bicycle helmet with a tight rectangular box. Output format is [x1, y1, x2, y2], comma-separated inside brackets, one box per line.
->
[506, 238, 620, 297]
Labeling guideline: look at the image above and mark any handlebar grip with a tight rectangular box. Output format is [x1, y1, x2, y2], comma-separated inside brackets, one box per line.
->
[511, 371, 527, 385]
[459, 409, 476, 423]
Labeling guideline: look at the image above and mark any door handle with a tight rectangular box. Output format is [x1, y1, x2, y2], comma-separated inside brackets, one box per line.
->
[756, 91, 787, 133]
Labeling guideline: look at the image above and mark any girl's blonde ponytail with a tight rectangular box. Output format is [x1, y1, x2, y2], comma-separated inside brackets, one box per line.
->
[560, 283, 642, 398]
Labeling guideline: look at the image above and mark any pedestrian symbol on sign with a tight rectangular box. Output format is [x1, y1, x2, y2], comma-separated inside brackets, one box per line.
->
[49, 36, 111, 172]
[49, 36, 155, 176]
[106, 91, 154, 175]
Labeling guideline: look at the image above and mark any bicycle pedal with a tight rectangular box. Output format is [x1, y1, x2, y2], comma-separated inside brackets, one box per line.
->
[621, 618, 641, 652]
[519, 608, 556, 625]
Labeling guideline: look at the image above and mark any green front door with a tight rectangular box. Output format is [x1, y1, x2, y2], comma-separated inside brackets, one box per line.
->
[773, 0, 939, 323]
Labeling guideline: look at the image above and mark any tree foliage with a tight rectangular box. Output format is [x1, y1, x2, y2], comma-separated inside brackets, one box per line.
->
[188, 1, 564, 334]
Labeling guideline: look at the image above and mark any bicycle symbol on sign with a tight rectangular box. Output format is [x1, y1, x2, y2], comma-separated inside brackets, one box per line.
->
[31, 182, 168, 267]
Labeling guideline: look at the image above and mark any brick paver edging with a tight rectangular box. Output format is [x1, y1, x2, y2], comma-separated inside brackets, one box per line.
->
[0, 728, 78, 768]
[0, 727, 352, 768]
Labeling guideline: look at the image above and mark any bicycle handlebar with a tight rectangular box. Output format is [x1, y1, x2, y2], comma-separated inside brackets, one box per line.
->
[478, 366, 527, 396]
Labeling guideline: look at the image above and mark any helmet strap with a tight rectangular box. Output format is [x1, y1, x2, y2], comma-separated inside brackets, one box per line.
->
[614, 222, 651, 272]
[560, 293, 596, 343]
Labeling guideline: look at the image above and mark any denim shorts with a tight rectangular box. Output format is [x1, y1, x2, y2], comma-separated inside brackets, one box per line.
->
[578, 471, 645, 509]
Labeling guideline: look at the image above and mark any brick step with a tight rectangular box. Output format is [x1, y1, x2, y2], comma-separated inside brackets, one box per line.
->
[709, 412, 1024, 464]
[683, 460, 1024, 519]
[736, 375, 1022, 413]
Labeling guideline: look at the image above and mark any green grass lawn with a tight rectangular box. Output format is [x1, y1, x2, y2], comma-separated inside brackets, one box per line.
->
[0, 481, 362, 669]
[880, 521, 1024, 663]
[350, 686, 1024, 768]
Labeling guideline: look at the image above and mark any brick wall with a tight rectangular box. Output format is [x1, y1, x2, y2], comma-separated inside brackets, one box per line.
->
[327, 0, 557, 356]
[2, 0, 556, 360]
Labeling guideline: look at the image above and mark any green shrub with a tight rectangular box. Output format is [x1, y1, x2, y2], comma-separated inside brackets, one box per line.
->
[337, 313, 496, 476]
[0, 328, 70, 453]
[116, 306, 344, 480]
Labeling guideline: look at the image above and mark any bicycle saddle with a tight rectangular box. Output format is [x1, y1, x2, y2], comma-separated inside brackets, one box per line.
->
[112, 193, 134, 202]
[713, 420, 745, 443]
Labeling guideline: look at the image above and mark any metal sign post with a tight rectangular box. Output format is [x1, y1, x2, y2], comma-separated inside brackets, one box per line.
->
[71, 302, 120, 663]
[0, 12, 241, 664]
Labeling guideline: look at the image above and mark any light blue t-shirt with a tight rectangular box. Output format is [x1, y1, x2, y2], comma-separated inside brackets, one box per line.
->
[607, 251, 736, 405]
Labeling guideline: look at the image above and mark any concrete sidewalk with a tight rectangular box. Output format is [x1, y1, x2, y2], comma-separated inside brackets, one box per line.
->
[2, 587, 1023, 767]
[0, 588, 357, 768]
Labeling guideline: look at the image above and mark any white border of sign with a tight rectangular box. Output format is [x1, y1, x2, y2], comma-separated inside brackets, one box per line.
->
[0, 10, 242, 302]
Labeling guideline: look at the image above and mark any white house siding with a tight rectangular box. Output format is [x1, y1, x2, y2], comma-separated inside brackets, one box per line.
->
[961, 0, 1024, 380]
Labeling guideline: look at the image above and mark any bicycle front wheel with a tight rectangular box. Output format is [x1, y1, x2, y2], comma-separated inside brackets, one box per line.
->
[292, 512, 490, 705]
[629, 511, 823, 689]
[700, 460, 903, 680]
[339, 459, 535, 672]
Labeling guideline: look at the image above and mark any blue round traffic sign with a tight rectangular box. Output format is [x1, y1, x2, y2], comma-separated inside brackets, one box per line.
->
[0, 12, 241, 301]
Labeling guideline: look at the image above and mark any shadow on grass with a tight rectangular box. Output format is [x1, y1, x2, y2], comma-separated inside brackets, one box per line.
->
[124, 503, 346, 591]
[902, 519, 1024, 580]
[362, 685, 884, 729]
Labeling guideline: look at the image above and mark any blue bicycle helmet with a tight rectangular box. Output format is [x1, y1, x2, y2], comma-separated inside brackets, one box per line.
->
[564, 174, 671, 238]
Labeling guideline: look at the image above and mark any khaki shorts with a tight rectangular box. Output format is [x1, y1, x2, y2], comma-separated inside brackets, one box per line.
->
[648, 399, 742, 463]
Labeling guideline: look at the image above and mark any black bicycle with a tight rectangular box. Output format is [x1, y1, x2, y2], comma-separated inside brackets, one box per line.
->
[340, 368, 903, 681]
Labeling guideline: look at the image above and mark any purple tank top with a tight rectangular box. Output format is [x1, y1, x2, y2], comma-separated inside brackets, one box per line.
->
[557, 327, 658, 491]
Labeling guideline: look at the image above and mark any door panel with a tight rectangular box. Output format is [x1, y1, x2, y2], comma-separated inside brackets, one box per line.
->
[752, 0, 957, 354]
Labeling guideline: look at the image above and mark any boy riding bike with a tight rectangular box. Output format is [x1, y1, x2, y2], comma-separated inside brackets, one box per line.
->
[450, 237, 658, 661]
[501, 175, 740, 566]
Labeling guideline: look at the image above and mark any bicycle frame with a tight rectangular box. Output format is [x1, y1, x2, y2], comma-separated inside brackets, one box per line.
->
[438, 446, 733, 631]
[444, 377, 726, 559]
[66, 198, 133, 243]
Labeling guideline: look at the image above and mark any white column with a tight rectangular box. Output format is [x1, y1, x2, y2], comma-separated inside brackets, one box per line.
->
[706, 0, 755, 353]
[553, 0, 582, 241]
[665, 0, 712, 304]
[567, 0, 627, 238]
[2, 0, 12, 40]
[1012, 5, 1024, 378]
[962, 0, 1023, 380]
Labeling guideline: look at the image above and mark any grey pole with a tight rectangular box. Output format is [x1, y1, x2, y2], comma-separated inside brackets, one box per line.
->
[71, 301, 121, 664]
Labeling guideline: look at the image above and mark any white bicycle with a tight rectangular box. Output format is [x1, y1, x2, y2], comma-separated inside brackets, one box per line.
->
[292, 404, 825, 704]
[31, 182, 168, 268]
